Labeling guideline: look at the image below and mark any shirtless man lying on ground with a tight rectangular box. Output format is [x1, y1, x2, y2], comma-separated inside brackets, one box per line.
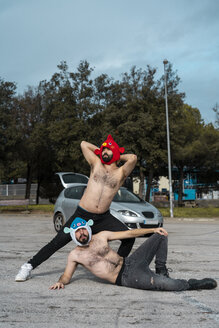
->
[49, 218, 217, 292]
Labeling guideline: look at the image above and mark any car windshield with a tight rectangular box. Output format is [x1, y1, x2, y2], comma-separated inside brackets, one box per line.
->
[113, 189, 142, 203]
[62, 174, 88, 184]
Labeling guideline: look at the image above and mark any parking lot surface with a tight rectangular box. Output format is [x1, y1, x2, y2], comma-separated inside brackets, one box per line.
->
[0, 213, 218, 328]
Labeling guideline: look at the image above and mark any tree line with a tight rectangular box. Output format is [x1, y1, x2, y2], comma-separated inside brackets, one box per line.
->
[0, 60, 218, 205]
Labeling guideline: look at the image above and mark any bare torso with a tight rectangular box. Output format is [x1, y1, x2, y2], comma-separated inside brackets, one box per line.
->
[71, 234, 123, 284]
[79, 161, 124, 213]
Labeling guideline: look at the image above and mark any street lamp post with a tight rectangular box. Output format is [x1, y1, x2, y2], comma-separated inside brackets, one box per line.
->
[163, 59, 174, 218]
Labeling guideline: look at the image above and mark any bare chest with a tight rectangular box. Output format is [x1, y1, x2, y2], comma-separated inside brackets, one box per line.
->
[91, 168, 120, 189]
[76, 241, 120, 269]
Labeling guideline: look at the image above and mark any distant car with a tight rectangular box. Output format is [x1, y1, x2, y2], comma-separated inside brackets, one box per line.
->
[53, 183, 163, 232]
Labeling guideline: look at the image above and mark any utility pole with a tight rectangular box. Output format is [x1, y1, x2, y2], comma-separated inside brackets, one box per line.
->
[163, 59, 174, 218]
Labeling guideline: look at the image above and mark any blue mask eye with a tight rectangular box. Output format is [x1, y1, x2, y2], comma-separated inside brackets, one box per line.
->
[82, 221, 85, 224]
[73, 224, 76, 228]
[109, 142, 112, 145]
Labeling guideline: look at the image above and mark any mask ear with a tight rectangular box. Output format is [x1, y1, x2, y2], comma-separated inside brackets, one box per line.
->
[119, 147, 125, 154]
[94, 149, 100, 155]
[87, 219, 94, 226]
[64, 227, 71, 234]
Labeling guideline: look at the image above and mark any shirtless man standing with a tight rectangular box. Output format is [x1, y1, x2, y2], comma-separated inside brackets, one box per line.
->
[49, 218, 217, 291]
[15, 135, 137, 281]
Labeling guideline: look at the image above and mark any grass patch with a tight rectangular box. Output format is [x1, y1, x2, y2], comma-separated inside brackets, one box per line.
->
[29, 204, 54, 212]
[1, 204, 219, 218]
[159, 207, 219, 218]
[0, 204, 54, 213]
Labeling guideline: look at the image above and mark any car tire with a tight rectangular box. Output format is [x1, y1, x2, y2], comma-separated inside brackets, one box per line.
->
[54, 213, 65, 232]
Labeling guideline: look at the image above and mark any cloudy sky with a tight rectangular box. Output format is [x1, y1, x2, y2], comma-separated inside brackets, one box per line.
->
[1, 0, 218, 124]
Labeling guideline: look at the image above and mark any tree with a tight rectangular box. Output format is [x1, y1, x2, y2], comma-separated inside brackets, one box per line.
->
[14, 86, 53, 201]
[195, 123, 219, 194]
[213, 103, 219, 129]
[0, 78, 18, 182]
[94, 65, 167, 200]
[2, 59, 217, 206]
[98, 63, 187, 201]
[37, 60, 107, 178]
[170, 105, 204, 205]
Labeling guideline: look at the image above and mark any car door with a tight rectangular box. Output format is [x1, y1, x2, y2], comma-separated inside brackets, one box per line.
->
[62, 185, 86, 220]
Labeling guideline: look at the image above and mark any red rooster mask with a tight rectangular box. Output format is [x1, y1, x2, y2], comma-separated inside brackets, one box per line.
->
[94, 135, 125, 165]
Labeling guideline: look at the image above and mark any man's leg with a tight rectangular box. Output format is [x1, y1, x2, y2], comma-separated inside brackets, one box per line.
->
[121, 259, 190, 291]
[120, 232, 216, 291]
[121, 258, 216, 291]
[128, 233, 168, 271]
[15, 207, 84, 281]
[121, 234, 189, 291]
[28, 227, 72, 269]
[27, 207, 89, 269]
[15, 224, 72, 281]
[120, 234, 217, 291]
[91, 211, 135, 257]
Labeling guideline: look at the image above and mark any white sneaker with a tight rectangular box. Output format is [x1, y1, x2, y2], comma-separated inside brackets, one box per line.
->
[15, 263, 33, 282]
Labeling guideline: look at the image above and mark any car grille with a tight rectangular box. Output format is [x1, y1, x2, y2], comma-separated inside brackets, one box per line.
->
[139, 223, 160, 228]
[126, 223, 137, 229]
[142, 211, 154, 219]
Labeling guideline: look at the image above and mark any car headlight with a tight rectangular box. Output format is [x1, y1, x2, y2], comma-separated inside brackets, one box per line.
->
[157, 210, 163, 218]
[117, 210, 138, 217]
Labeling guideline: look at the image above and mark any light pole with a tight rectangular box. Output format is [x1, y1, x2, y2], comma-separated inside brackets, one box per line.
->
[163, 59, 174, 218]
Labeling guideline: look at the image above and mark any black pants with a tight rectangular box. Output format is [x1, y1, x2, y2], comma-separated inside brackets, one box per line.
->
[118, 234, 189, 291]
[29, 206, 135, 269]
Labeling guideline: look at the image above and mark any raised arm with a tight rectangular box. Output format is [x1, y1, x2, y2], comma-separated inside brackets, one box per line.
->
[102, 227, 168, 242]
[49, 252, 78, 290]
[80, 141, 100, 166]
[120, 154, 137, 179]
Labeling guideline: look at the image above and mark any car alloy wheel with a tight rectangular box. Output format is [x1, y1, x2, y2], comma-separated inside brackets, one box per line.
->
[54, 213, 65, 232]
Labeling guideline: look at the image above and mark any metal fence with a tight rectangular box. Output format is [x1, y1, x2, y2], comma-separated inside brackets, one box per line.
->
[0, 184, 37, 198]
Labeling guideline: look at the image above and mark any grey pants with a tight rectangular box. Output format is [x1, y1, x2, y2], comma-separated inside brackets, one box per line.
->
[120, 233, 190, 291]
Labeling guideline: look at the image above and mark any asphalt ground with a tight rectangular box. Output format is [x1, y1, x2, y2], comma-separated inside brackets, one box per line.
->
[0, 213, 218, 328]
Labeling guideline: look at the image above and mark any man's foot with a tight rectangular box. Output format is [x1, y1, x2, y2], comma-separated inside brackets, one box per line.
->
[188, 278, 217, 290]
[156, 266, 171, 277]
[15, 263, 33, 282]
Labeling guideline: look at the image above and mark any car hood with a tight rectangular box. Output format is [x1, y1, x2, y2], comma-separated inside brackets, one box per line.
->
[110, 201, 156, 214]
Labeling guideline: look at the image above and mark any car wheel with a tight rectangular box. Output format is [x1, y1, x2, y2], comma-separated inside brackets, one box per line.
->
[54, 213, 65, 232]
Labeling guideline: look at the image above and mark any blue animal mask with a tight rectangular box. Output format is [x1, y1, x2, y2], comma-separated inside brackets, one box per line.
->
[64, 217, 93, 246]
